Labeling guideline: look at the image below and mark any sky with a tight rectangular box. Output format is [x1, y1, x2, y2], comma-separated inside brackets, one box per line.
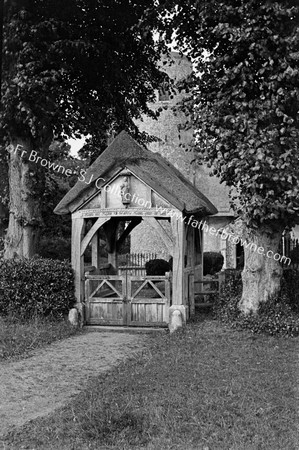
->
[67, 137, 86, 157]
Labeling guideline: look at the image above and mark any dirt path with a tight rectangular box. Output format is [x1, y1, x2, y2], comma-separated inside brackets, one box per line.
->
[0, 330, 149, 437]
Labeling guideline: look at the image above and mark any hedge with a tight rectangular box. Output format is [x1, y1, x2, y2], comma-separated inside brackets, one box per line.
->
[0, 257, 76, 319]
[145, 259, 171, 276]
[203, 252, 224, 275]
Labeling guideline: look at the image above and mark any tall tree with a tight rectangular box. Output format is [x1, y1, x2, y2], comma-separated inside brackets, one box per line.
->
[0, 0, 165, 258]
[155, 0, 299, 313]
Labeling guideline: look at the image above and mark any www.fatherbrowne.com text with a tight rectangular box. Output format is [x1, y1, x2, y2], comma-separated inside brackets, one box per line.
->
[104, 182, 291, 266]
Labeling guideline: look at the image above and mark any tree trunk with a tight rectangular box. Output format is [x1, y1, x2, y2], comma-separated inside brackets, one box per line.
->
[4, 137, 46, 259]
[238, 223, 284, 315]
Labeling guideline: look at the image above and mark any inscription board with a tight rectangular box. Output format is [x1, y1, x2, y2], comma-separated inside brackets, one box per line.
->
[73, 208, 178, 219]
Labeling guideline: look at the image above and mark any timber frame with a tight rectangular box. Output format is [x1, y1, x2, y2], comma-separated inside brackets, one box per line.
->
[55, 131, 217, 326]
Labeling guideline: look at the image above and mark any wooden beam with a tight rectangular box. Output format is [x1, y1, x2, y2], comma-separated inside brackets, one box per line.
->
[144, 217, 173, 255]
[171, 214, 185, 305]
[116, 218, 142, 252]
[91, 233, 99, 268]
[81, 217, 110, 256]
[71, 217, 85, 304]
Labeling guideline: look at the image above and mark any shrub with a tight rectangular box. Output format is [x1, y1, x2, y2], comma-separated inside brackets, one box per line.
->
[282, 268, 299, 311]
[145, 259, 171, 276]
[0, 258, 75, 319]
[38, 236, 71, 261]
[213, 268, 299, 336]
[203, 252, 224, 275]
[290, 246, 299, 264]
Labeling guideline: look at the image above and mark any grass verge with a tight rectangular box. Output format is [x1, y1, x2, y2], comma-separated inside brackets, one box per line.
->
[0, 316, 81, 361]
[2, 317, 299, 450]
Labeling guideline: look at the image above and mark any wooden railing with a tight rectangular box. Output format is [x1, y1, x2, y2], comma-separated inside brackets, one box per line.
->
[279, 232, 299, 269]
[194, 272, 225, 307]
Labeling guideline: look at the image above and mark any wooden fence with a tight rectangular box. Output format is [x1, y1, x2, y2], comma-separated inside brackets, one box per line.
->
[194, 272, 225, 307]
[279, 233, 299, 270]
[118, 252, 157, 276]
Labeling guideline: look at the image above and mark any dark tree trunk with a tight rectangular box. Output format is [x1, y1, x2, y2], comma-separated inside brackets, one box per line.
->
[4, 136, 49, 259]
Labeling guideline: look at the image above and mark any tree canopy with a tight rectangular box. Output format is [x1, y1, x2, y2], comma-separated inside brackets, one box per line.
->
[155, 0, 299, 230]
[0, 0, 168, 258]
[1, 0, 165, 151]
[145, 0, 299, 313]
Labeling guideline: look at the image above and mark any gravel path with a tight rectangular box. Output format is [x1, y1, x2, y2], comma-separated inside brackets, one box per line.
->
[0, 330, 149, 437]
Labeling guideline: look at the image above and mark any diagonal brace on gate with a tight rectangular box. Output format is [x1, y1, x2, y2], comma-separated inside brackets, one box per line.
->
[89, 279, 122, 299]
[131, 279, 165, 299]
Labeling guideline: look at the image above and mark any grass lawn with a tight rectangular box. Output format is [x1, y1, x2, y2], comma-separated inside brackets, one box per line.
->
[2, 315, 299, 450]
[0, 316, 81, 361]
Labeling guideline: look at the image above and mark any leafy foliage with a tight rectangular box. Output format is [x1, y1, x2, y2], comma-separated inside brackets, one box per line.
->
[203, 252, 224, 275]
[156, 0, 299, 229]
[41, 141, 88, 239]
[213, 269, 299, 336]
[1, 0, 165, 150]
[37, 236, 71, 260]
[0, 258, 75, 318]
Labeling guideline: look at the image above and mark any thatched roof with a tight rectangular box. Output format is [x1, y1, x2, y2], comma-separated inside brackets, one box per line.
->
[54, 131, 217, 217]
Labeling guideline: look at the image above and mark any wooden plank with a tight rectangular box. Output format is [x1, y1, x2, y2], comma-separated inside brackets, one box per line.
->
[85, 275, 123, 280]
[165, 276, 171, 304]
[81, 217, 110, 256]
[91, 233, 99, 267]
[171, 214, 185, 305]
[72, 217, 85, 304]
[72, 208, 179, 219]
[130, 299, 166, 304]
[146, 304, 154, 322]
[131, 275, 168, 281]
[138, 304, 146, 323]
[157, 304, 164, 323]
[85, 279, 90, 322]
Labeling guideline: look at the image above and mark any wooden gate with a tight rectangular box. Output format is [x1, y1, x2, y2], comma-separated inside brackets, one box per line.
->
[85, 272, 171, 327]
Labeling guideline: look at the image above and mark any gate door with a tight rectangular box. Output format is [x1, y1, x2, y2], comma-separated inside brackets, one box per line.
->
[127, 274, 170, 327]
[85, 273, 171, 326]
[85, 275, 126, 325]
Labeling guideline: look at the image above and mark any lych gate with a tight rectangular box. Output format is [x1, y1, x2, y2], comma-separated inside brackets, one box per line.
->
[55, 131, 217, 327]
